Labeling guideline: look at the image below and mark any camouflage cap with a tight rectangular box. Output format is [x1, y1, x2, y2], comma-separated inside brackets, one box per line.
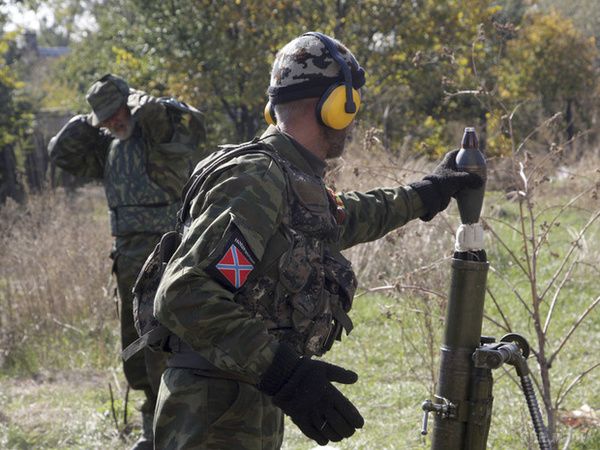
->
[86, 74, 130, 126]
[268, 33, 366, 105]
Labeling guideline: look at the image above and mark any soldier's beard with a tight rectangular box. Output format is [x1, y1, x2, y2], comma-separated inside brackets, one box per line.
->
[108, 117, 135, 140]
[323, 124, 354, 159]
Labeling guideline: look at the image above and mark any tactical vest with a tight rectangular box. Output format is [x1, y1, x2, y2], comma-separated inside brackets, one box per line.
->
[104, 127, 180, 236]
[233, 149, 357, 357]
[124, 140, 357, 362]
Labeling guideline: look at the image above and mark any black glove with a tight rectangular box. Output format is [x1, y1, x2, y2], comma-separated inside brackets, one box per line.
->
[410, 149, 483, 221]
[258, 343, 364, 446]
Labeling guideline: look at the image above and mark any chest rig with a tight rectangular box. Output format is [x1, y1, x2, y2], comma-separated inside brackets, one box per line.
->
[104, 129, 179, 236]
[234, 144, 357, 357]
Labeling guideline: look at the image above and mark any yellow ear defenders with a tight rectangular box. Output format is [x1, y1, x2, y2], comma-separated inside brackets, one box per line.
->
[265, 32, 362, 130]
[264, 102, 276, 126]
[317, 81, 361, 130]
[307, 32, 361, 130]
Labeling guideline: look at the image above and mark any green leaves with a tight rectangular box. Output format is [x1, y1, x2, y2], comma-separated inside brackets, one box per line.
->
[30, 0, 600, 153]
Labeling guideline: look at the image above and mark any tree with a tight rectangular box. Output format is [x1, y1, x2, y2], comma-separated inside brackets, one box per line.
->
[27, 0, 600, 156]
[48, 0, 512, 151]
[540, 0, 600, 44]
[500, 10, 598, 150]
[0, 29, 30, 203]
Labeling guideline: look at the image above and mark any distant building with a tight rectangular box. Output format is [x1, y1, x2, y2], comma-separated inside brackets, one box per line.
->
[22, 31, 70, 60]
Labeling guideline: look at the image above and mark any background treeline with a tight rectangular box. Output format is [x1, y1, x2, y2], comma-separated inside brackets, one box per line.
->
[2, 0, 600, 203]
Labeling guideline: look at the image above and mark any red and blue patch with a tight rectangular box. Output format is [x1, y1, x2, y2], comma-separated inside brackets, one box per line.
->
[215, 243, 254, 288]
[208, 226, 257, 291]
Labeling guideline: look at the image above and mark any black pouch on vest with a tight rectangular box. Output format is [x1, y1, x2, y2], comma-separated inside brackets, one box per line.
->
[122, 231, 181, 361]
[321, 251, 357, 352]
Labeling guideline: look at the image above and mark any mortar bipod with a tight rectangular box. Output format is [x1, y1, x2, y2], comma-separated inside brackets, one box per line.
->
[421, 333, 552, 450]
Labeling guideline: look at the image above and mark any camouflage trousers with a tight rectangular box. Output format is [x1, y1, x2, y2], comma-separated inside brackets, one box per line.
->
[154, 368, 284, 449]
[114, 249, 167, 414]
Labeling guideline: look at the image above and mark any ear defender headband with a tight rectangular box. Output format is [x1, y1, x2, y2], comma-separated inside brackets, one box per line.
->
[265, 32, 363, 130]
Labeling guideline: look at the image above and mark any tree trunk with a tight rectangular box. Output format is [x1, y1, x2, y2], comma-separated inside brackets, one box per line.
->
[0, 144, 25, 204]
[565, 98, 574, 152]
[479, 108, 488, 153]
[25, 129, 49, 192]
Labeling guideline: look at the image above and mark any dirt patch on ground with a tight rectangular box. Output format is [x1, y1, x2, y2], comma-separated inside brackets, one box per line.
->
[4, 368, 108, 392]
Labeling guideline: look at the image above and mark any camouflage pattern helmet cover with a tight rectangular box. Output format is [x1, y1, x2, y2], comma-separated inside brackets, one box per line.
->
[86, 74, 130, 126]
[268, 33, 366, 105]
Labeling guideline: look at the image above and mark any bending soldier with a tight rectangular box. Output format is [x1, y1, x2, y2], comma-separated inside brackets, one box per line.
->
[48, 74, 206, 450]
[152, 33, 481, 449]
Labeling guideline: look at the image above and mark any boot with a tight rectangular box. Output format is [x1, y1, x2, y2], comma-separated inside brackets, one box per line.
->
[131, 411, 154, 450]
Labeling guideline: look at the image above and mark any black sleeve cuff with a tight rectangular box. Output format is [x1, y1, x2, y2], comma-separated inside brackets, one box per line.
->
[409, 179, 441, 222]
[257, 343, 302, 396]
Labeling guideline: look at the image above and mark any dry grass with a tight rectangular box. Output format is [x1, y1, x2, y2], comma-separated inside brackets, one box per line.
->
[330, 126, 455, 282]
[0, 185, 117, 373]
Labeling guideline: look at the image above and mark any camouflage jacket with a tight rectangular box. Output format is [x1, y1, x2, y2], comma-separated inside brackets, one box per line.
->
[154, 125, 426, 383]
[48, 91, 206, 257]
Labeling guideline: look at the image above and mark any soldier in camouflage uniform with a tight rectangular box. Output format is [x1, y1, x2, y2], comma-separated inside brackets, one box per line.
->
[48, 74, 206, 450]
[153, 33, 482, 449]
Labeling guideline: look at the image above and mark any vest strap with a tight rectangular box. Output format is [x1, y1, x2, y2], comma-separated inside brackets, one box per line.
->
[177, 141, 282, 231]
[332, 304, 354, 335]
[121, 325, 171, 361]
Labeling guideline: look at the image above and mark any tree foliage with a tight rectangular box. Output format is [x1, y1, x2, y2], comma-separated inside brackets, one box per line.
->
[498, 10, 597, 147]
[1, 31, 26, 148]
[540, 0, 600, 43]
[502, 11, 596, 110]
[9, 0, 600, 155]
[1, 24, 32, 203]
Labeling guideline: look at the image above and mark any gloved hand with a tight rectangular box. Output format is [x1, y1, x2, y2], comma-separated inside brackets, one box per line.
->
[410, 149, 483, 221]
[258, 343, 364, 446]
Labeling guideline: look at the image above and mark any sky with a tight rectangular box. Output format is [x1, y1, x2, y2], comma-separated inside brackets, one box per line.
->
[1, 1, 97, 42]
[1, 1, 55, 32]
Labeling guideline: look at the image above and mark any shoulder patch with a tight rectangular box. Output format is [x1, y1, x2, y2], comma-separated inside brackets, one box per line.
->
[327, 187, 346, 224]
[207, 225, 257, 291]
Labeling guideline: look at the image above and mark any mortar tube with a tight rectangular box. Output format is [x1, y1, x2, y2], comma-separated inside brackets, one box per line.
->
[430, 256, 490, 450]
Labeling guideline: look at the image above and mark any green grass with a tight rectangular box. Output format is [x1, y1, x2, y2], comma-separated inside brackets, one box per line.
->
[2, 289, 597, 449]
[1, 324, 119, 378]
[0, 368, 145, 450]
[482, 189, 600, 424]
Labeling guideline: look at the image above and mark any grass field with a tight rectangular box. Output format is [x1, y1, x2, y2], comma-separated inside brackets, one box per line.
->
[0, 146, 598, 449]
[1, 290, 598, 449]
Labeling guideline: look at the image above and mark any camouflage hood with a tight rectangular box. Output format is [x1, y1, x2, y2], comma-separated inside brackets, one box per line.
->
[268, 33, 365, 105]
